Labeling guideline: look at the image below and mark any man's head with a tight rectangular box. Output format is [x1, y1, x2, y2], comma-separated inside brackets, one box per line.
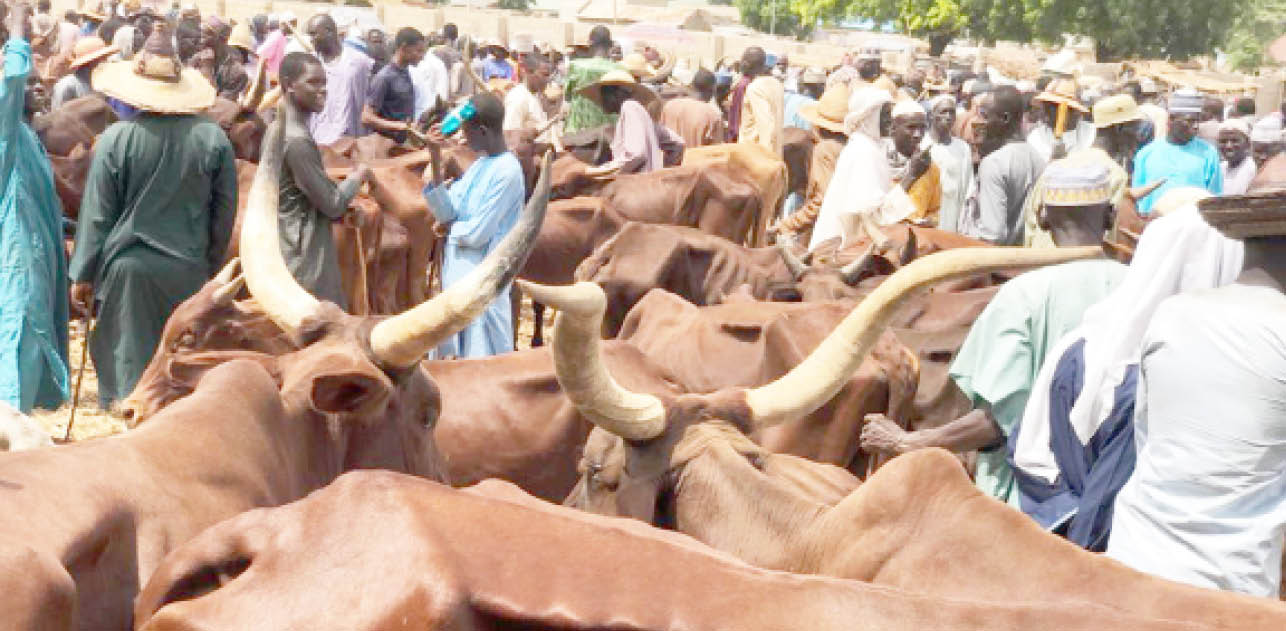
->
[740, 46, 767, 77]
[1092, 94, 1142, 152]
[201, 16, 230, 51]
[36, 0, 50, 14]
[23, 71, 47, 118]
[462, 92, 505, 154]
[442, 23, 457, 43]
[890, 101, 927, 157]
[799, 66, 825, 99]
[928, 95, 956, 140]
[856, 52, 880, 81]
[691, 67, 716, 102]
[250, 13, 267, 38]
[1252, 117, 1286, 167]
[1167, 89, 1204, 145]
[588, 25, 611, 58]
[980, 85, 1023, 150]
[365, 28, 387, 63]
[64, 10, 78, 24]
[306, 14, 340, 58]
[523, 53, 551, 93]
[1038, 160, 1114, 246]
[1201, 97, 1224, 123]
[281, 52, 326, 114]
[1218, 119, 1251, 167]
[1234, 97, 1255, 119]
[392, 27, 426, 67]
[175, 21, 201, 61]
[905, 68, 925, 94]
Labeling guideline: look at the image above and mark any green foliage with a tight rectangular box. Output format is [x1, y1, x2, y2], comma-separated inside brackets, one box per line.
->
[737, 0, 813, 38]
[1223, 0, 1286, 71]
[495, 0, 531, 10]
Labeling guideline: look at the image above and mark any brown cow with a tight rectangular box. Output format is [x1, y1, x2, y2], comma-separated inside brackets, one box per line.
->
[201, 98, 267, 163]
[49, 143, 92, 219]
[0, 117, 551, 631]
[33, 93, 117, 156]
[617, 288, 917, 476]
[131, 472, 1208, 631]
[683, 142, 788, 246]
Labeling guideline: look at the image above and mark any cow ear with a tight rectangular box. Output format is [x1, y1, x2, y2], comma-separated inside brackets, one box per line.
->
[309, 371, 392, 417]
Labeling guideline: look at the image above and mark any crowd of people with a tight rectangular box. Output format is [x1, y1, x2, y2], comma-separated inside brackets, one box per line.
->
[3, 0, 1286, 600]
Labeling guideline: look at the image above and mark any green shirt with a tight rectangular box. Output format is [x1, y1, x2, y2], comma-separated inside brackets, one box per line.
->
[949, 259, 1127, 506]
[563, 57, 622, 134]
[69, 113, 238, 287]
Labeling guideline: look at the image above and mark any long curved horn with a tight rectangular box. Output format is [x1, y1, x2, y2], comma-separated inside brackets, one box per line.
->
[776, 242, 809, 280]
[515, 280, 666, 441]
[744, 246, 1103, 428]
[1127, 178, 1166, 202]
[367, 152, 553, 369]
[211, 275, 246, 307]
[839, 244, 876, 285]
[238, 104, 322, 339]
[212, 257, 241, 285]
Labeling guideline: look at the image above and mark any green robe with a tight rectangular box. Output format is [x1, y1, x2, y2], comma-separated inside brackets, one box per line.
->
[949, 259, 1126, 507]
[280, 119, 360, 309]
[68, 114, 237, 408]
[563, 57, 621, 134]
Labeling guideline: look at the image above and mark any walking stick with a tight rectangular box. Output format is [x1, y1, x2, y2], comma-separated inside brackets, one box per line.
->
[64, 315, 91, 442]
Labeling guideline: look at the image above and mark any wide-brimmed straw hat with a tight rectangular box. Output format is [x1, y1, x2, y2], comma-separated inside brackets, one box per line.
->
[799, 82, 851, 135]
[91, 23, 215, 114]
[1034, 77, 1088, 114]
[1092, 94, 1142, 129]
[227, 21, 254, 52]
[69, 37, 119, 70]
[579, 69, 654, 107]
[621, 53, 656, 80]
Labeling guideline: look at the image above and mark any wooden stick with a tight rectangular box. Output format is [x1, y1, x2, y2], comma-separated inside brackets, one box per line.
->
[64, 316, 91, 442]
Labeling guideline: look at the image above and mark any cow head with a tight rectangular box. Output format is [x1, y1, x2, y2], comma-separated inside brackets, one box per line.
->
[771, 232, 920, 302]
[526, 245, 1102, 523]
[229, 104, 551, 479]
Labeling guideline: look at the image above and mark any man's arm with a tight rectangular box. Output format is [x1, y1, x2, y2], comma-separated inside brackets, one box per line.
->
[68, 134, 122, 308]
[363, 71, 408, 134]
[284, 138, 367, 219]
[207, 137, 239, 271]
[862, 407, 1004, 457]
[603, 101, 650, 174]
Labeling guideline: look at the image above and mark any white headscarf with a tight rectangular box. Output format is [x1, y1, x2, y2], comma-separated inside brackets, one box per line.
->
[1014, 203, 1244, 484]
[845, 86, 892, 140]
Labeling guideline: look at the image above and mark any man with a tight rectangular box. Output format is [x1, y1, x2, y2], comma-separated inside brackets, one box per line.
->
[1106, 168, 1286, 597]
[783, 66, 824, 130]
[959, 85, 1045, 245]
[50, 36, 116, 109]
[735, 46, 783, 157]
[854, 49, 898, 100]
[774, 82, 849, 242]
[1219, 119, 1255, 196]
[277, 52, 371, 307]
[658, 68, 725, 150]
[502, 52, 553, 144]
[883, 100, 938, 224]
[421, 92, 524, 358]
[580, 70, 660, 174]
[410, 33, 448, 123]
[255, 11, 293, 77]
[0, 2, 69, 414]
[563, 25, 620, 134]
[1026, 77, 1095, 162]
[305, 13, 372, 147]
[862, 160, 1127, 507]
[1134, 78, 1166, 144]
[922, 94, 972, 233]
[1251, 116, 1284, 168]
[197, 15, 246, 101]
[56, 9, 80, 56]
[1196, 96, 1225, 145]
[364, 27, 424, 143]
[1132, 88, 1222, 215]
[69, 24, 236, 409]
[174, 19, 200, 64]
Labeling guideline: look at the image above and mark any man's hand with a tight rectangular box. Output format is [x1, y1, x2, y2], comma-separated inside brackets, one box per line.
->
[6, 2, 31, 41]
[70, 282, 94, 316]
[901, 149, 931, 191]
[351, 164, 372, 185]
[860, 413, 913, 456]
[343, 210, 364, 229]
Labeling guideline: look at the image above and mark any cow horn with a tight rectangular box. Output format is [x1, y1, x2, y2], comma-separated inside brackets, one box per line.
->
[212, 275, 246, 307]
[744, 246, 1104, 428]
[238, 104, 322, 339]
[1127, 178, 1166, 202]
[212, 257, 241, 285]
[839, 244, 876, 285]
[367, 152, 553, 369]
[515, 280, 666, 441]
[776, 242, 809, 280]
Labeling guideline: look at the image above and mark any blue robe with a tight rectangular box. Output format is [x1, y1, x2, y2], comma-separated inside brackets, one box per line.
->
[423, 151, 524, 358]
[0, 38, 70, 412]
[1132, 138, 1222, 215]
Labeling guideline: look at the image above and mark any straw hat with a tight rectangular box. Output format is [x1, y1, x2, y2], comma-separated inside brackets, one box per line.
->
[1034, 77, 1088, 113]
[69, 37, 119, 70]
[799, 82, 851, 135]
[579, 70, 654, 108]
[227, 21, 254, 52]
[1092, 94, 1142, 129]
[91, 23, 215, 114]
[800, 66, 826, 85]
[621, 53, 656, 80]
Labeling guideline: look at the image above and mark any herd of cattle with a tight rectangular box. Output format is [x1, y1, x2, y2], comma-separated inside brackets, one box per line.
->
[4, 91, 1285, 629]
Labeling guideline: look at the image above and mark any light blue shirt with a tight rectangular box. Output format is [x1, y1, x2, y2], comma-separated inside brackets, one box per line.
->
[422, 151, 524, 358]
[783, 91, 814, 131]
[1132, 137, 1223, 215]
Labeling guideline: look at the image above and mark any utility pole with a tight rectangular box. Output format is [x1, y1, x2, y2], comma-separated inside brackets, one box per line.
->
[769, 0, 775, 35]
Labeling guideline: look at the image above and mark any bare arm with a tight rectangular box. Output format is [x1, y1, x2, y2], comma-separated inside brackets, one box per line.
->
[362, 104, 408, 134]
[861, 407, 1003, 457]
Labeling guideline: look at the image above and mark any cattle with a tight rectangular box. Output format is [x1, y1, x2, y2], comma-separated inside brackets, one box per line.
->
[33, 93, 117, 156]
[0, 402, 51, 452]
[617, 288, 917, 476]
[0, 115, 551, 631]
[132, 471, 1214, 631]
[682, 142, 788, 246]
[525, 248, 1286, 631]
[201, 98, 268, 163]
[49, 143, 92, 219]
[781, 126, 815, 201]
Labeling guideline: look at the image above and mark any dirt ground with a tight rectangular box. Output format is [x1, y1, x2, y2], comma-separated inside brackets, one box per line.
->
[30, 297, 543, 443]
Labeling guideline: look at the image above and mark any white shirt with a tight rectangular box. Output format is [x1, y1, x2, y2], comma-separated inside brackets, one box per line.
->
[1026, 121, 1096, 163]
[1107, 284, 1286, 597]
[808, 131, 914, 251]
[411, 52, 450, 120]
[1222, 157, 1257, 196]
[502, 82, 548, 141]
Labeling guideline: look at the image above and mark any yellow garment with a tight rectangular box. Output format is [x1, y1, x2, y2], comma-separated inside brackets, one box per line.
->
[905, 162, 942, 225]
[1022, 148, 1127, 248]
[738, 75, 784, 156]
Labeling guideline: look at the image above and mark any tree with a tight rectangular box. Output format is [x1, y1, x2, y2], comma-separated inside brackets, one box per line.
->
[737, 0, 813, 38]
[494, 0, 531, 10]
[793, 0, 965, 46]
[1223, 0, 1286, 71]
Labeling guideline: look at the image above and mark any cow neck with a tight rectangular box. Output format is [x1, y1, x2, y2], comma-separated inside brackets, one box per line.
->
[670, 431, 831, 574]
